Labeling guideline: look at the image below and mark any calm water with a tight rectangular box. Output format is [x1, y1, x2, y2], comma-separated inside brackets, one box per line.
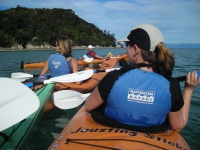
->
[0, 48, 200, 149]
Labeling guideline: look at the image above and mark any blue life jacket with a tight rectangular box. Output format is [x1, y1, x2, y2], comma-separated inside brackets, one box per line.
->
[48, 53, 71, 77]
[104, 69, 171, 126]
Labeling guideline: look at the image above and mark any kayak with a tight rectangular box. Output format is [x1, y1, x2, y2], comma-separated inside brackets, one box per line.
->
[48, 106, 191, 150]
[20, 53, 127, 69]
[45, 58, 118, 112]
[0, 83, 55, 149]
[77, 53, 128, 66]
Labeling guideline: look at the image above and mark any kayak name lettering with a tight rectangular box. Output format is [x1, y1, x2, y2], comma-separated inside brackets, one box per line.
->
[71, 127, 187, 150]
[127, 88, 155, 104]
[71, 127, 137, 136]
[144, 134, 186, 150]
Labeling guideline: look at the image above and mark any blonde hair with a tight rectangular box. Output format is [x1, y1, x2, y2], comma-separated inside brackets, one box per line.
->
[56, 35, 72, 55]
[141, 42, 174, 77]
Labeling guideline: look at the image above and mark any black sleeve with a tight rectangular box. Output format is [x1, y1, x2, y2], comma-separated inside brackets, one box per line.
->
[170, 77, 184, 112]
[98, 70, 124, 100]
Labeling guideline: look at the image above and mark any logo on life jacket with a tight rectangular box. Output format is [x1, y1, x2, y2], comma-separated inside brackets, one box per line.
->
[52, 59, 61, 69]
[127, 88, 155, 104]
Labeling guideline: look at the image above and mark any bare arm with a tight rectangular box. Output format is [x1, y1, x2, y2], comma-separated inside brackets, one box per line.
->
[84, 87, 105, 111]
[169, 71, 200, 132]
[71, 57, 82, 84]
[95, 54, 103, 59]
[40, 59, 49, 75]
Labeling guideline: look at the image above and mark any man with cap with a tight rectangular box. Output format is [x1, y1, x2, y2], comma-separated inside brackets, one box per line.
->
[83, 24, 200, 133]
[86, 45, 103, 59]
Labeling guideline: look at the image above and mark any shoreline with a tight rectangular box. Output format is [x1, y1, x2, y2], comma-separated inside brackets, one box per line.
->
[0, 46, 122, 51]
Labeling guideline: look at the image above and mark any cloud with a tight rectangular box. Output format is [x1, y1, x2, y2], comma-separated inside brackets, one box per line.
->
[0, 0, 200, 43]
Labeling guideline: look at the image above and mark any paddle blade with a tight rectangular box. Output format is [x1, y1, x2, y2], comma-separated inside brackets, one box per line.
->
[44, 70, 94, 84]
[0, 78, 40, 131]
[83, 55, 89, 59]
[84, 58, 93, 62]
[52, 90, 90, 109]
[11, 72, 33, 82]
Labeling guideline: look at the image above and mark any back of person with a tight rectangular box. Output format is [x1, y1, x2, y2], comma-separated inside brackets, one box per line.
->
[48, 53, 71, 77]
[104, 69, 171, 126]
[84, 24, 200, 132]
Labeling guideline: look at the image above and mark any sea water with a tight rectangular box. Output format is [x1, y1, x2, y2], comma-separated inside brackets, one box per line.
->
[0, 48, 199, 149]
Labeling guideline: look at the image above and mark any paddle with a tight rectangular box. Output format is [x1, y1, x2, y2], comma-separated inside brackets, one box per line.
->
[0, 78, 40, 131]
[52, 90, 90, 109]
[83, 55, 90, 59]
[11, 68, 121, 87]
[25, 70, 94, 87]
[11, 72, 50, 82]
[84, 57, 93, 62]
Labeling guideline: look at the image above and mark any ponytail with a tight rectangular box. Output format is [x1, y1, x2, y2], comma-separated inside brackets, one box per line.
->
[141, 42, 174, 78]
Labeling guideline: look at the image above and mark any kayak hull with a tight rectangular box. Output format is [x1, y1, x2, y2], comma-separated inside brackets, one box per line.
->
[0, 83, 55, 150]
[48, 107, 191, 150]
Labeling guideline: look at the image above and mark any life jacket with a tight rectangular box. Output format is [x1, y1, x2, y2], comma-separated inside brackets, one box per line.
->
[104, 68, 171, 126]
[86, 51, 96, 58]
[48, 53, 71, 77]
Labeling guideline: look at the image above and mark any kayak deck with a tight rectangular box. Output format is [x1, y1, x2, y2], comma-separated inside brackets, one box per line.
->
[48, 107, 191, 150]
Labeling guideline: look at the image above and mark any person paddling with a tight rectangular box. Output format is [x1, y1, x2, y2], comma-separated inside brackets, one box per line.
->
[86, 45, 103, 59]
[84, 24, 200, 133]
[39, 35, 82, 84]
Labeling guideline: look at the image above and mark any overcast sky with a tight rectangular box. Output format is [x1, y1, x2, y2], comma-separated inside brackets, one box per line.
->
[0, 0, 200, 44]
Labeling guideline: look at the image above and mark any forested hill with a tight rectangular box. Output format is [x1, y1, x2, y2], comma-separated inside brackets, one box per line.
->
[0, 5, 116, 49]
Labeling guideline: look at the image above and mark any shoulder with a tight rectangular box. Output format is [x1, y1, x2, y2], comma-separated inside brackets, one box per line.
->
[98, 69, 124, 88]
[69, 57, 78, 64]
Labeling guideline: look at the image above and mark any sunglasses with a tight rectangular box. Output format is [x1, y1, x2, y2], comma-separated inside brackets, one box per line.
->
[125, 42, 134, 47]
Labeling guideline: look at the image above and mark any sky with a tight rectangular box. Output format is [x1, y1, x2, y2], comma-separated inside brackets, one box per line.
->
[0, 0, 200, 44]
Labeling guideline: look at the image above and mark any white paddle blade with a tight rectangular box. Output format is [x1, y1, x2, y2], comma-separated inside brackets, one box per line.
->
[11, 72, 33, 82]
[0, 78, 40, 131]
[52, 90, 90, 109]
[44, 70, 94, 84]
[83, 55, 89, 59]
[84, 58, 93, 62]
[105, 68, 120, 72]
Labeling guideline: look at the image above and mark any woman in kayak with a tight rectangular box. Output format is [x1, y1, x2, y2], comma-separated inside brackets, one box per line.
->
[39, 35, 81, 84]
[86, 45, 103, 59]
[84, 24, 200, 132]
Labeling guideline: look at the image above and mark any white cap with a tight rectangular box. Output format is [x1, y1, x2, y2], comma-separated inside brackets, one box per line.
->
[88, 45, 94, 49]
[118, 24, 164, 52]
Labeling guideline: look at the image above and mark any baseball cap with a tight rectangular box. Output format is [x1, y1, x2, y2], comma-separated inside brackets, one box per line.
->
[88, 45, 95, 49]
[118, 24, 164, 52]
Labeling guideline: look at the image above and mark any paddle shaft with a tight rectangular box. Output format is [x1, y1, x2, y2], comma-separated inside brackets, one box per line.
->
[33, 74, 50, 78]
[176, 72, 200, 82]
[96, 69, 200, 82]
